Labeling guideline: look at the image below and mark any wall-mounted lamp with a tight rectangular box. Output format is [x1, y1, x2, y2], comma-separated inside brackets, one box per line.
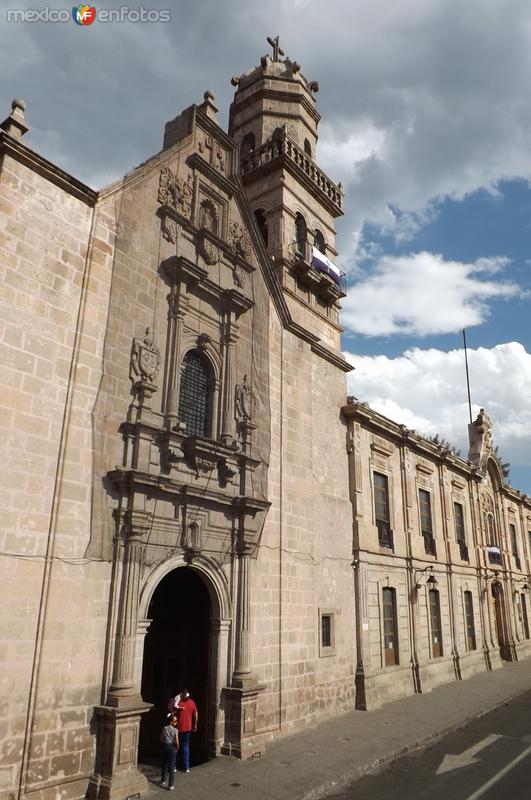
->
[414, 566, 438, 591]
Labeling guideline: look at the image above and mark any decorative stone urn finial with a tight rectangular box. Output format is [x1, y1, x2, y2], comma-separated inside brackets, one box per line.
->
[1, 98, 29, 139]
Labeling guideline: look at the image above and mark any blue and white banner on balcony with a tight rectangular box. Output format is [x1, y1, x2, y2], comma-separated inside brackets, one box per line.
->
[312, 247, 341, 285]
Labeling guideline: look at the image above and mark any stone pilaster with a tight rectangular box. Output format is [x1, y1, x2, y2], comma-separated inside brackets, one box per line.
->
[88, 513, 151, 800]
[221, 317, 238, 446]
[232, 544, 254, 688]
[108, 520, 146, 703]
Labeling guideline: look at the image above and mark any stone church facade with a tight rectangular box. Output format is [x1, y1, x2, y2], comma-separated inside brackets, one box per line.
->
[0, 40, 530, 800]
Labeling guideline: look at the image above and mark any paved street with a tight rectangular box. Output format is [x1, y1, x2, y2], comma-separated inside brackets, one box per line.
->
[329, 688, 531, 800]
[141, 660, 531, 800]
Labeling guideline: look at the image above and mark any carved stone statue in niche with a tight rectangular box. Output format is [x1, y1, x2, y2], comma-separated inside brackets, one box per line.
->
[215, 145, 226, 174]
[468, 406, 493, 469]
[199, 199, 219, 235]
[130, 327, 160, 405]
[235, 375, 256, 449]
[196, 200, 221, 264]
[184, 521, 202, 559]
[235, 375, 255, 422]
[474, 408, 493, 451]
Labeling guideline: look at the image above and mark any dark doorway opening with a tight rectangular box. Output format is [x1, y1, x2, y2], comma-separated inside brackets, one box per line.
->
[139, 567, 211, 767]
[492, 582, 512, 661]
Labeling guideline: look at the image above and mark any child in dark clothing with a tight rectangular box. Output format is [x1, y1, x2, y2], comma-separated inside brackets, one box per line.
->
[160, 715, 179, 789]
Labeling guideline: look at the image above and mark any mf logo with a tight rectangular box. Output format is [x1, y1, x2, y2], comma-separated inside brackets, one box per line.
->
[72, 4, 96, 25]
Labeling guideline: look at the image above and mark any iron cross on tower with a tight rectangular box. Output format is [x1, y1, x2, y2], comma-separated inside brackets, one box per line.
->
[267, 35, 285, 61]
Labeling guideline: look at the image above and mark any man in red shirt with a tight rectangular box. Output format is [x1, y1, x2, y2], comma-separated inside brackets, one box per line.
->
[175, 688, 198, 773]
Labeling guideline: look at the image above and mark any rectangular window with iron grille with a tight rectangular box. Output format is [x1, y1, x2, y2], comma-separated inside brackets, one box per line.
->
[429, 589, 443, 657]
[382, 587, 399, 666]
[454, 502, 469, 561]
[464, 591, 477, 651]
[374, 472, 393, 550]
[419, 489, 436, 556]
[510, 523, 521, 570]
[521, 594, 530, 640]
[319, 609, 336, 656]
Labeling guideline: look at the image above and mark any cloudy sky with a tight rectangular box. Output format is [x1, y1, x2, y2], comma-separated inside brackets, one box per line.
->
[2, 0, 530, 492]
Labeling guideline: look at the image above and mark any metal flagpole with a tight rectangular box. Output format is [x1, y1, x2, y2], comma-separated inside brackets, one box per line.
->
[462, 329, 473, 424]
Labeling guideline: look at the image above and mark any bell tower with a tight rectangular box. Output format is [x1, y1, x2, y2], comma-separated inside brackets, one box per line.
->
[229, 37, 346, 335]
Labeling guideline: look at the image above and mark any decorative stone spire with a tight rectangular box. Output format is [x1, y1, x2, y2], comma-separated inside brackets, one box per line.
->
[0, 98, 29, 139]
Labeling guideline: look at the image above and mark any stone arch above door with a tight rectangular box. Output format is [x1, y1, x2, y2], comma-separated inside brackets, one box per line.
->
[138, 553, 232, 622]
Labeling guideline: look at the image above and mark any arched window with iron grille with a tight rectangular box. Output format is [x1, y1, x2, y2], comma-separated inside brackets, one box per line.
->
[254, 208, 268, 247]
[178, 350, 214, 437]
[295, 212, 307, 257]
[313, 229, 326, 254]
[241, 132, 255, 157]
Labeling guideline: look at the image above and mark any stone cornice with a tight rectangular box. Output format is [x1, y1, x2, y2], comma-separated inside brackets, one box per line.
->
[186, 152, 237, 196]
[109, 467, 268, 511]
[231, 82, 321, 125]
[342, 398, 531, 507]
[0, 132, 98, 205]
[160, 254, 254, 314]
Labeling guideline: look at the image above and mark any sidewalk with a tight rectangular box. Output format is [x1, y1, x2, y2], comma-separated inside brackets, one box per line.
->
[142, 659, 531, 800]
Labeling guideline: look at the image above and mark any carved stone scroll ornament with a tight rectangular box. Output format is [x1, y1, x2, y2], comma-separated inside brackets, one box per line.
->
[230, 219, 252, 262]
[161, 216, 179, 244]
[157, 167, 193, 218]
[198, 136, 226, 174]
[196, 230, 221, 265]
[233, 263, 249, 293]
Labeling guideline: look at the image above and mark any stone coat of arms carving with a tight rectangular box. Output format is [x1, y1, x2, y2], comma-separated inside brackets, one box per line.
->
[130, 327, 161, 386]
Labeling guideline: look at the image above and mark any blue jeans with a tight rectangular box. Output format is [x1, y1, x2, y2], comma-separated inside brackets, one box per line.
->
[178, 731, 191, 771]
[160, 743, 176, 785]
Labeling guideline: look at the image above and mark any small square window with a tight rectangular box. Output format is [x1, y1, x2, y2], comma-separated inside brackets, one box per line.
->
[321, 615, 332, 647]
[319, 609, 336, 657]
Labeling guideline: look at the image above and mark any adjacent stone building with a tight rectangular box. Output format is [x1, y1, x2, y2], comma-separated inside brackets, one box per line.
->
[343, 402, 531, 710]
[0, 38, 530, 800]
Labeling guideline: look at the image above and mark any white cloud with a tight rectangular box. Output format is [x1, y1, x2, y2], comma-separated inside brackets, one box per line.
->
[344, 341, 531, 473]
[342, 251, 518, 336]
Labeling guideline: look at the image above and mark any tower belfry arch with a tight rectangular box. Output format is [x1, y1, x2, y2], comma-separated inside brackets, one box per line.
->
[229, 37, 346, 324]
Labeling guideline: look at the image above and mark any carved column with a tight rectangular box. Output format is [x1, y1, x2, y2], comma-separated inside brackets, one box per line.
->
[232, 543, 254, 686]
[222, 534, 264, 759]
[108, 521, 146, 701]
[221, 312, 238, 445]
[165, 286, 187, 424]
